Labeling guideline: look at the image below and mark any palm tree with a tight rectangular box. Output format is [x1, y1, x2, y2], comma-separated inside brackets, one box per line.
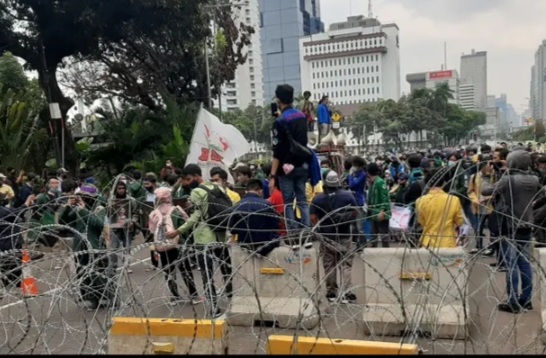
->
[430, 82, 454, 116]
[0, 86, 47, 172]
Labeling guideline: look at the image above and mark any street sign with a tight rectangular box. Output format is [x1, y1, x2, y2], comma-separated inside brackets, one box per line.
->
[332, 113, 341, 122]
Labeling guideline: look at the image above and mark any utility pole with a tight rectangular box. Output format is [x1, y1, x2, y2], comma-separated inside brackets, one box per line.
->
[204, 38, 213, 110]
[40, 40, 63, 167]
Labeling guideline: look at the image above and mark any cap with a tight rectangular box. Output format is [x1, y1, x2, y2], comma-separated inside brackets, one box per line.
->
[324, 170, 341, 188]
[77, 184, 98, 197]
[85, 177, 96, 185]
[57, 167, 69, 174]
[398, 173, 409, 181]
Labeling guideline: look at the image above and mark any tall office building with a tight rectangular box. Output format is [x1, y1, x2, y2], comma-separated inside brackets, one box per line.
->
[260, 0, 324, 102]
[406, 69, 460, 104]
[530, 40, 546, 122]
[299, 15, 400, 113]
[460, 49, 487, 111]
[217, 0, 263, 111]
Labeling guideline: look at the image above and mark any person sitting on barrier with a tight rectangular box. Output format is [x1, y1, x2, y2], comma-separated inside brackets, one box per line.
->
[415, 168, 464, 249]
[228, 179, 281, 258]
[310, 171, 358, 304]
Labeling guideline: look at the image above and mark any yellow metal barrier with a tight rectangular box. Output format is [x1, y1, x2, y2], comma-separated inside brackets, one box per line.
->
[266, 335, 420, 355]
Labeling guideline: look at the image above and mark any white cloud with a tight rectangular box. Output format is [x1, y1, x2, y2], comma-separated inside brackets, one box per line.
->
[319, 0, 546, 114]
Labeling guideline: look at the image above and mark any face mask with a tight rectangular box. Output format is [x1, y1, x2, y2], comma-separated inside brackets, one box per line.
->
[448, 161, 456, 167]
[183, 180, 200, 191]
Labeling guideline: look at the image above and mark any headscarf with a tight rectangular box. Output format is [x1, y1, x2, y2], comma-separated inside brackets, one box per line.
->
[155, 187, 173, 215]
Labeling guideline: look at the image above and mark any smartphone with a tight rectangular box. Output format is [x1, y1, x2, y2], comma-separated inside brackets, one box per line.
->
[270, 102, 278, 117]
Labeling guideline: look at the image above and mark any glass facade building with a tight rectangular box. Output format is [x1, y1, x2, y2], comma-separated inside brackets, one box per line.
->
[259, 0, 324, 102]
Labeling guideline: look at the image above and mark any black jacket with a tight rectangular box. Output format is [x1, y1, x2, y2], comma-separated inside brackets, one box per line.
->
[0, 205, 28, 251]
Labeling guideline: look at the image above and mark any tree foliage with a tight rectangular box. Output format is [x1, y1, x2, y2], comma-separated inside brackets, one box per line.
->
[352, 84, 486, 149]
[0, 0, 253, 171]
[0, 52, 48, 173]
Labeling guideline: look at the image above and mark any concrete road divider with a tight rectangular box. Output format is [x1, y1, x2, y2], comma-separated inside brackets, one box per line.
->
[361, 247, 470, 339]
[537, 248, 546, 334]
[108, 318, 228, 354]
[266, 335, 420, 355]
[226, 245, 323, 329]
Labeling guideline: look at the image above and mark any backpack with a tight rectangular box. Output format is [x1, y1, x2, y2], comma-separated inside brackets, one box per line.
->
[322, 191, 354, 237]
[198, 184, 233, 232]
[153, 206, 182, 252]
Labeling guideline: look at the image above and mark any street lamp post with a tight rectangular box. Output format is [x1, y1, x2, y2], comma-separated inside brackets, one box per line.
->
[204, 38, 213, 109]
[203, 1, 243, 115]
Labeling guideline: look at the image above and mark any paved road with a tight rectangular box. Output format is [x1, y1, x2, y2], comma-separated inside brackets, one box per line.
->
[1, 236, 545, 354]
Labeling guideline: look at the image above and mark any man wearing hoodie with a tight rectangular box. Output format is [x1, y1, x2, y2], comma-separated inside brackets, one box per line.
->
[482, 149, 542, 314]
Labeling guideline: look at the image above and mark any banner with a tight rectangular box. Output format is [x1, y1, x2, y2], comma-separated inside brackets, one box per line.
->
[185, 108, 250, 182]
[389, 205, 411, 231]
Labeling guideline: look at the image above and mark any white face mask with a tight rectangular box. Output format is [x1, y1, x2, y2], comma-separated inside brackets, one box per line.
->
[448, 161, 457, 167]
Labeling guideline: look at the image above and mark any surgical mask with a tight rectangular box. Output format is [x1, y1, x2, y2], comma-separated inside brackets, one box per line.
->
[448, 161, 457, 167]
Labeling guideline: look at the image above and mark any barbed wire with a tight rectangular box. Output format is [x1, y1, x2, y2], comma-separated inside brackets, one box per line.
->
[1, 162, 546, 354]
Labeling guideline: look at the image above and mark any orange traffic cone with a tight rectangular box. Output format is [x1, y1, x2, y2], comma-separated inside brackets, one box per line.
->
[21, 249, 39, 297]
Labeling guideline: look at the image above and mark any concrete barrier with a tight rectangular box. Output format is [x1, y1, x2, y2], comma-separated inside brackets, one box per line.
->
[108, 318, 228, 355]
[226, 245, 323, 329]
[537, 248, 546, 334]
[361, 247, 469, 339]
[266, 335, 420, 355]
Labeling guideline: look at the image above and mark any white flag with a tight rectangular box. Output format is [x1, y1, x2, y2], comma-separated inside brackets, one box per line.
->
[185, 108, 250, 182]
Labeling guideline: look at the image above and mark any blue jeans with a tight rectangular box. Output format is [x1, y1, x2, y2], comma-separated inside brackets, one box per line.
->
[504, 232, 533, 305]
[278, 165, 310, 231]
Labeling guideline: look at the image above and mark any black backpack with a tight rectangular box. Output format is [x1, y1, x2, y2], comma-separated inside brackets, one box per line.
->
[198, 184, 233, 232]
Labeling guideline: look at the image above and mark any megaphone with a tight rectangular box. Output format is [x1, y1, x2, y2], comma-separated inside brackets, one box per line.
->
[321, 130, 335, 145]
[308, 131, 318, 148]
[336, 132, 347, 146]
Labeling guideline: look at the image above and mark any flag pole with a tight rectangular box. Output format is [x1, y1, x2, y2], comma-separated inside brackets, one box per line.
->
[185, 106, 205, 167]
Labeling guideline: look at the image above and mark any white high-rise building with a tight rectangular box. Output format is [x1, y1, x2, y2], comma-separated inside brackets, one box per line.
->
[460, 49, 487, 111]
[299, 15, 400, 112]
[217, 0, 263, 112]
[406, 69, 460, 104]
[530, 40, 546, 122]
[459, 84, 476, 110]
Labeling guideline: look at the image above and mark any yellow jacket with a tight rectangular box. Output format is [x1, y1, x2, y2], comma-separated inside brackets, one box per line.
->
[226, 188, 241, 204]
[416, 188, 464, 248]
[295, 182, 323, 219]
[467, 172, 493, 215]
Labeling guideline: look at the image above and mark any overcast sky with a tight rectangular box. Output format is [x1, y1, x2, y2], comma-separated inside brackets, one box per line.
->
[320, 0, 546, 115]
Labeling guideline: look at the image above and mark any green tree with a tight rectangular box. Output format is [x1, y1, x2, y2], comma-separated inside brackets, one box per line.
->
[0, 86, 48, 172]
[0, 0, 252, 172]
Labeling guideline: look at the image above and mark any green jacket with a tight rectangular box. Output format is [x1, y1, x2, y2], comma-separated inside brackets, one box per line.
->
[129, 181, 147, 203]
[171, 183, 188, 199]
[176, 182, 227, 245]
[367, 177, 391, 222]
[35, 192, 58, 226]
[58, 205, 105, 251]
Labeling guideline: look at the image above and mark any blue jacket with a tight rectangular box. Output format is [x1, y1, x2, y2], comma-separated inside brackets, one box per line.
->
[389, 163, 406, 181]
[317, 104, 331, 125]
[15, 184, 33, 208]
[348, 170, 367, 206]
[309, 151, 322, 187]
[261, 179, 270, 199]
[228, 193, 280, 245]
